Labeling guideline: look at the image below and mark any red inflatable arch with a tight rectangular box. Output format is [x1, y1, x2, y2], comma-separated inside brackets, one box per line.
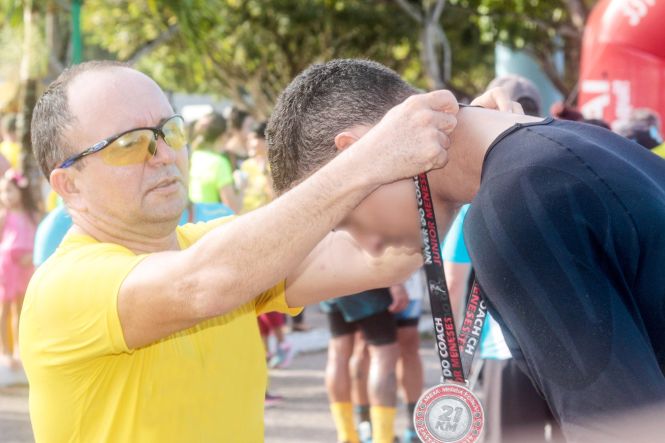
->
[579, 0, 665, 125]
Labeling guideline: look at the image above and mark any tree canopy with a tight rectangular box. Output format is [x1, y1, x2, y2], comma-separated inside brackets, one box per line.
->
[1, 0, 599, 117]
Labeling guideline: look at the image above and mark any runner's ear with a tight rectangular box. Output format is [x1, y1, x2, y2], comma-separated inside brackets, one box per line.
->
[333, 131, 359, 152]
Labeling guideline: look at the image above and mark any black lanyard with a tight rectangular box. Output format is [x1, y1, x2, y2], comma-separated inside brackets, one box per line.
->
[414, 173, 488, 383]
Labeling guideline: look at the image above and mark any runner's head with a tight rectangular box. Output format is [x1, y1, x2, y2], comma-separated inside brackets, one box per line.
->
[32, 61, 189, 233]
[267, 59, 418, 195]
[267, 59, 422, 253]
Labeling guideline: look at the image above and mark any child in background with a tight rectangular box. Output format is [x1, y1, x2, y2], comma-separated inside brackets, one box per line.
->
[0, 169, 40, 377]
[258, 312, 295, 407]
[258, 312, 294, 369]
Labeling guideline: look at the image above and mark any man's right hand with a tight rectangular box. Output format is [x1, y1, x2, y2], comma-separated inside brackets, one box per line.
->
[356, 90, 459, 183]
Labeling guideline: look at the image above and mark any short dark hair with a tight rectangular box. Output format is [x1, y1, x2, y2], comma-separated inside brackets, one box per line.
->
[517, 97, 540, 117]
[228, 107, 250, 131]
[267, 59, 417, 194]
[192, 112, 227, 149]
[252, 121, 267, 139]
[31, 60, 127, 178]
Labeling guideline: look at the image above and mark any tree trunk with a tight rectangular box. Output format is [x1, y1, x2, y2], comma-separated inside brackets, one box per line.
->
[18, 0, 43, 210]
[396, 0, 452, 92]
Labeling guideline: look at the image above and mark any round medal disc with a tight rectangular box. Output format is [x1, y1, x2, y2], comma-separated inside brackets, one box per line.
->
[414, 383, 484, 443]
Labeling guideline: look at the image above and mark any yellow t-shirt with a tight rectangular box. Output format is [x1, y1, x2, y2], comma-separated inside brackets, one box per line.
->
[20, 220, 300, 442]
[0, 140, 20, 169]
[652, 142, 665, 158]
[240, 158, 272, 213]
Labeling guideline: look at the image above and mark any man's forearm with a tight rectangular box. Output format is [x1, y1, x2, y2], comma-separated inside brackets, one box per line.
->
[185, 89, 462, 317]
[284, 231, 422, 307]
[186, 145, 381, 316]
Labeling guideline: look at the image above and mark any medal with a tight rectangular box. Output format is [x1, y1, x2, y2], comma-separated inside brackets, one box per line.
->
[412, 173, 488, 442]
[414, 384, 484, 443]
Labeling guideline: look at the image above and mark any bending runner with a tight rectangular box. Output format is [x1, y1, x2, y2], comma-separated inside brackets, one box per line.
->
[267, 58, 665, 442]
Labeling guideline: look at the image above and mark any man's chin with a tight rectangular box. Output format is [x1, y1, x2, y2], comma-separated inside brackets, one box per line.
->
[142, 200, 188, 225]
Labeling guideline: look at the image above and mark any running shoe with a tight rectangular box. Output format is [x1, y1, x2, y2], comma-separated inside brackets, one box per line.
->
[358, 420, 372, 443]
[0, 363, 27, 387]
[268, 342, 295, 369]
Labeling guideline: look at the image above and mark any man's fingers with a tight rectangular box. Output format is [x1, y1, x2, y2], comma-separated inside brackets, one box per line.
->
[435, 112, 458, 134]
[389, 298, 407, 313]
[471, 87, 512, 112]
[511, 101, 525, 115]
[429, 134, 450, 170]
[424, 89, 459, 114]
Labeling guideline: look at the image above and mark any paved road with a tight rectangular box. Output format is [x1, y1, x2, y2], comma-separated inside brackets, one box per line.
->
[265, 339, 440, 443]
[0, 307, 441, 442]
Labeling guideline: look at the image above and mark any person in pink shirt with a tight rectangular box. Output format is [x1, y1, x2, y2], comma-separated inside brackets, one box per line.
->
[0, 169, 40, 370]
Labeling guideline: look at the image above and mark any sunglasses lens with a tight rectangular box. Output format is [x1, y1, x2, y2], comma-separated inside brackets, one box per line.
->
[101, 129, 155, 166]
[163, 116, 187, 150]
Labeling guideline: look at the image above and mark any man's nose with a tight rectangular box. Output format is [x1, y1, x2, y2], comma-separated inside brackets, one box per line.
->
[150, 136, 178, 165]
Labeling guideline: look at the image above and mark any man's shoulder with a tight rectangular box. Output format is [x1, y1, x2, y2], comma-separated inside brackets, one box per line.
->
[30, 234, 141, 296]
[23, 235, 143, 342]
[477, 119, 665, 221]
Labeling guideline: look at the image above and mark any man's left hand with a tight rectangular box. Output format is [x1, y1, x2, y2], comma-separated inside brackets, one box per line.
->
[470, 87, 524, 114]
[388, 284, 409, 313]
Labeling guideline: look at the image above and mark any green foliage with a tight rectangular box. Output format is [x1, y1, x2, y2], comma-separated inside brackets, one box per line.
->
[440, 3, 495, 95]
[448, 0, 599, 95]
[82, 0, 425, 115]
[2, 0, 599, 113]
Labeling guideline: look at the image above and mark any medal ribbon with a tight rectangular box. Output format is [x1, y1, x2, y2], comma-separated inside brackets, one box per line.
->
[413, 173, 488, 383]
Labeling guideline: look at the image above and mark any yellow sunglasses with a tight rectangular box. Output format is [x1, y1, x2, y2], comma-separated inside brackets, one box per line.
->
[59, 114, 187, 168]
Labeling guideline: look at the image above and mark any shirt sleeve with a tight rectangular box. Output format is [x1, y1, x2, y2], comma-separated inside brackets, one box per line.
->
[254, 280, 302, 316]
[176, 216, 235, 245]
[21, 242, 146, 366]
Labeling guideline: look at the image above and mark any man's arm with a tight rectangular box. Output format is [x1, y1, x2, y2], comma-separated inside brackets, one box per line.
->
[284, 231, 422, 307]
[118, 90, 458, 349]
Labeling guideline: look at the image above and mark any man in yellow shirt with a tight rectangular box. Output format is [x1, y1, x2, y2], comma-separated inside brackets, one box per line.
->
[20, 60, 484, 442]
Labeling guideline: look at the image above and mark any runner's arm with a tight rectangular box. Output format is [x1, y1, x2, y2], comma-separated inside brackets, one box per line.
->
[284, 230, 422, 307]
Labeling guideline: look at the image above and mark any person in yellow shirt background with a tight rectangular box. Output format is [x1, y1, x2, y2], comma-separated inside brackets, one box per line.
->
[239, 121, 274, 214]
[188, 111, 246, 213]
[0, 114, 21, 171]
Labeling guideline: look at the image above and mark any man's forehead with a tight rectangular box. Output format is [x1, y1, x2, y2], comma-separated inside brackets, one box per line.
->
[66, 68, 172, 135]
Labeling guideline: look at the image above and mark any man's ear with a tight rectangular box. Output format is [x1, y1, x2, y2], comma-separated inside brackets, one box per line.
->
[50, 168, 86, 212]
[334, 132, 359, 152]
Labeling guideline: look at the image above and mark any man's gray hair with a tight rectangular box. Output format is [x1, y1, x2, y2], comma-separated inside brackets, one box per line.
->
[31, 60, 127, 178]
